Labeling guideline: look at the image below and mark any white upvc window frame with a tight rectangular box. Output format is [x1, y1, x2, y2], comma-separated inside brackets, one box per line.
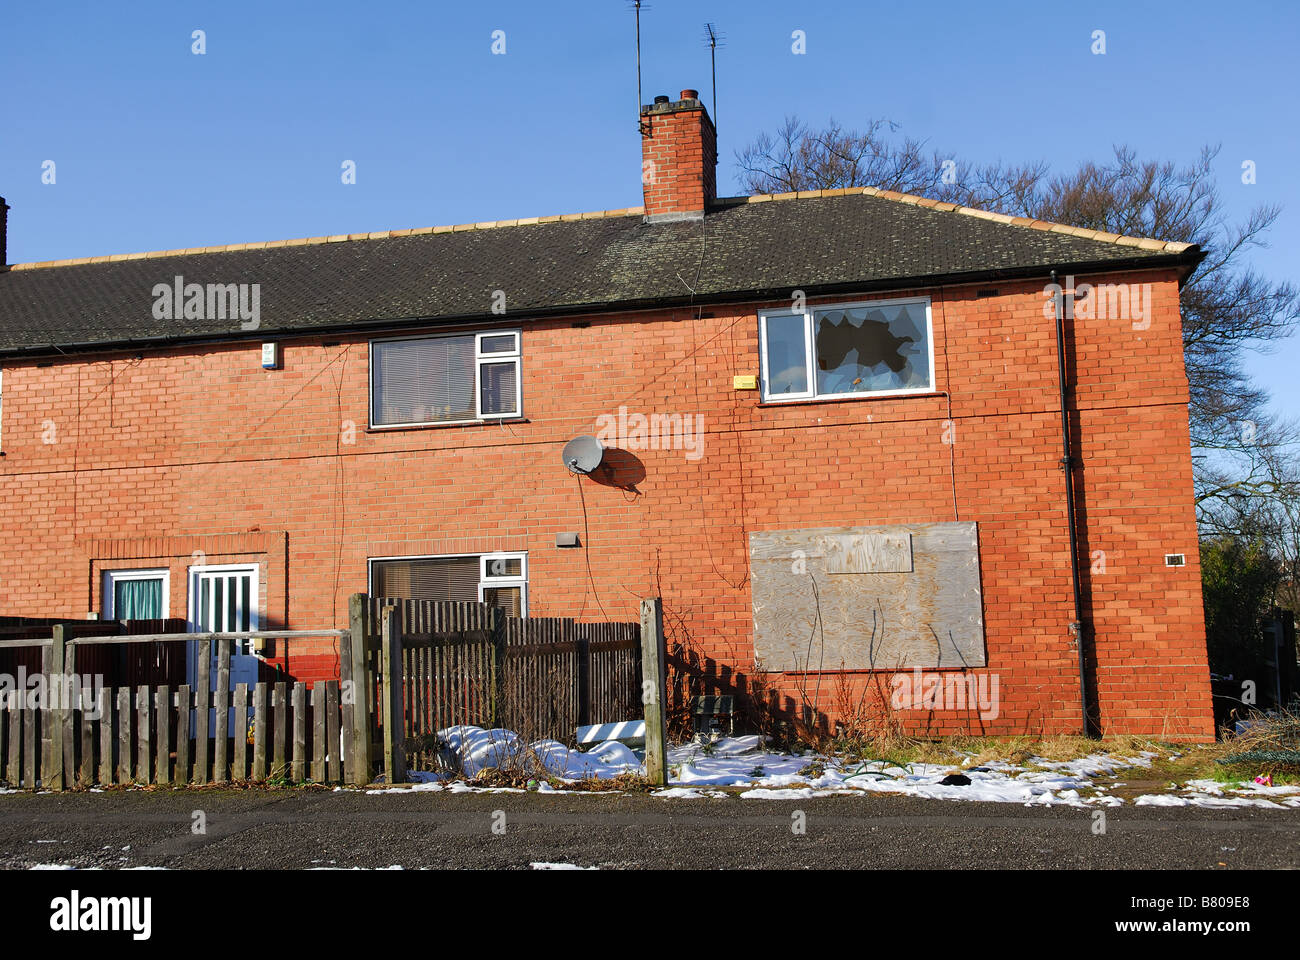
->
[758, 311, 817, 401]
[473, 330, 522, 420]
[757, 296, 936, 403]
[102, 568, 171, 620]
[368, 328, 523, 429]
[479, 552, 528, 610]
[367, 551, 529, 616]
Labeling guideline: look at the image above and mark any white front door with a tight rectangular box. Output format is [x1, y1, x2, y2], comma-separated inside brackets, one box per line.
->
[187, 564, 261, 695]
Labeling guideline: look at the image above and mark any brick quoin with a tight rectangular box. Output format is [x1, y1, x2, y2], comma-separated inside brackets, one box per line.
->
[0, 266, 1214, 741]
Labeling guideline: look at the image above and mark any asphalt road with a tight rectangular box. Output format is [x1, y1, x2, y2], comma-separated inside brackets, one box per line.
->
[1, 788, 1297, 870]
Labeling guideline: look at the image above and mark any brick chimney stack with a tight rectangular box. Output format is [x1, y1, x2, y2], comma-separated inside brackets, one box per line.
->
[640, 89, 716, 222]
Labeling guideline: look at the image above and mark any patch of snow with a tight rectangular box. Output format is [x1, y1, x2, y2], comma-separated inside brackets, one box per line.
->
[652, 787, 728, 799]
[1185, 778, 1300, 798]
[438, 726, 639, 780]
[1136, 793, 1289, 809]
[1031, 753, 1154, 777]
[384, 725, 1300, 810]
[309, 865, 406, 870]
[530, 862, 597, 870]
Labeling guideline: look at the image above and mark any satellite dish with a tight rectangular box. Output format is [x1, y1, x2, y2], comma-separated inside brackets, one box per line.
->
[562, 435, 605, 474]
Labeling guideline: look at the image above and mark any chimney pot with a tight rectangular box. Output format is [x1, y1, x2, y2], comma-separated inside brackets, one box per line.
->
[653, 94, 670, 104]
[680, 89, 698, 101]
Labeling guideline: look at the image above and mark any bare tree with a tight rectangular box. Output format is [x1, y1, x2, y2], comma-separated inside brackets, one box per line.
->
[735, 115, 1045, 211]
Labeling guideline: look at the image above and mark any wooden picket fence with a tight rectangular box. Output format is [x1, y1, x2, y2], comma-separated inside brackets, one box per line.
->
[0, 625, 358, 789]
[0, 594, 658, 789]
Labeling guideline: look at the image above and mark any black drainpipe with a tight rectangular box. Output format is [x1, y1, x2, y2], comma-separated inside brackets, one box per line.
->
[1050, 270, 1090, 736]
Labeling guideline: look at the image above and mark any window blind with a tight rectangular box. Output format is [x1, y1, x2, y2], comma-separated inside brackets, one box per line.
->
[372, 556, 479, 603]
[372, 335, 475, 425]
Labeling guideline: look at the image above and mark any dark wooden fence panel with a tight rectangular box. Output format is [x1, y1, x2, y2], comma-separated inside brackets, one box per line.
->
[579, 621, 643, 726]
[0, 618, 188, 688]
[502, 617, 578, 741]
[363, 596, 643, 772]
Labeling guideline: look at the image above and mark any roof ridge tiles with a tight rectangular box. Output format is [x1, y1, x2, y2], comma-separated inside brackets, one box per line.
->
[738, 185, 1193, 253]
[5, 185, 1193, 272]
[7, 205, 648, 271]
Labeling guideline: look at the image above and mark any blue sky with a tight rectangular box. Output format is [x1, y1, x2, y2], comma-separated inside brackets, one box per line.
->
[2, 0, 1296, 414]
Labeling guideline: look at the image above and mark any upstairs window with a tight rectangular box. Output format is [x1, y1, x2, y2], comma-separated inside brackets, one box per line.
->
[369, 330, 521, 427]
[759, 297, 933, 402]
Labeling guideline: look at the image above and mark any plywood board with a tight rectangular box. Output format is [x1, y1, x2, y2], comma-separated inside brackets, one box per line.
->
[749, 521, 985, 671]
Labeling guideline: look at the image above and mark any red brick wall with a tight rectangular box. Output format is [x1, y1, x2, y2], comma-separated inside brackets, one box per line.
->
[0, 265, 1214, 739]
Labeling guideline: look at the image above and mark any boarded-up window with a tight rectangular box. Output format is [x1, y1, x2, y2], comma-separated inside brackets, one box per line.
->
[748, 521, 985, 670]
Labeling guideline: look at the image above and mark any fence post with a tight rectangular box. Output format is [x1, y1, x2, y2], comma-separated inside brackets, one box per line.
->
[347, 593, 372, 785]
[195, 639, 211, 784]
[48, 625, 66, 790]
[380, 604, 405, 784]
[576, 625, 591, 729]
[640, 598, 668, 787]
[489, 607, 506, 730]
[214, 639, 230, 782]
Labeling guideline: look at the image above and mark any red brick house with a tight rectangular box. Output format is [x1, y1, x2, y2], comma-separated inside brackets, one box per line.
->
[0, 90, 1214, 740]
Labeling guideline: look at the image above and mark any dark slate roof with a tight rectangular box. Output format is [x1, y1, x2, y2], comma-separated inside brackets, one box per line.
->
[0, 190, 1202, 357]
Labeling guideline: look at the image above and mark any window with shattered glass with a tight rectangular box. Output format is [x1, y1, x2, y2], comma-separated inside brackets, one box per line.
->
[759, 298, 932, 401]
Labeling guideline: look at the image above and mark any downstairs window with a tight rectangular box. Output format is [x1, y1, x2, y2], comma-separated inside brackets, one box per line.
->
[369, 553, 527, 616]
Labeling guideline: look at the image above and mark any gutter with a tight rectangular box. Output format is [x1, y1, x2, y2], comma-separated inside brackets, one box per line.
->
[1050, 269, 1091, 737]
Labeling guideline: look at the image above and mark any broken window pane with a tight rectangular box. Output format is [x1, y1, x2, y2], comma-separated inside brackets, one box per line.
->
[813, 301, 930, 394]
[763, 313, 809, 395]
